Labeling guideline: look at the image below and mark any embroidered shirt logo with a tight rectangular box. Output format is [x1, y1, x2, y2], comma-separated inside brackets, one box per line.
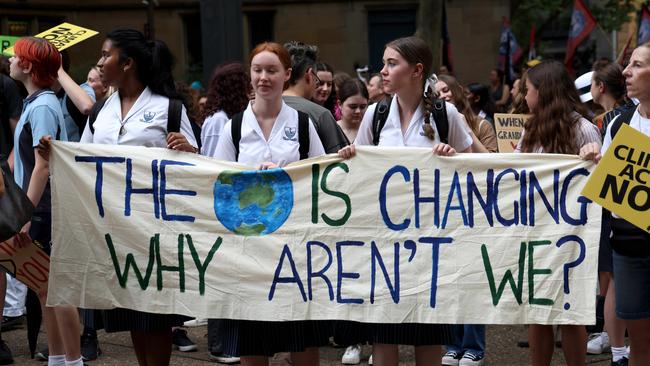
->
[283, 127, 297, 141]
[141, 111, 156, 123]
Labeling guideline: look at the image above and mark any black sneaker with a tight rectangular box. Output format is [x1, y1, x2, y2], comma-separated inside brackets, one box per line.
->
[172, 328, 197, 352]
[209, 351, 240, 364]
[81, 333, 102, 361]
[1, 315, 24, 331]
[612, 357, 629, 366]
[0, 340, 13, 365]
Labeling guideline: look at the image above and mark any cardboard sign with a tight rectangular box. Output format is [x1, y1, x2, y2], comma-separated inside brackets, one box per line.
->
[3, 23, 98, 56]
[48, 142, 600, 325]
[0, 35, 19, 56]
[582, 124, 650, 233]
[0, 241, 50, 296]
[494, 113, 531, 153]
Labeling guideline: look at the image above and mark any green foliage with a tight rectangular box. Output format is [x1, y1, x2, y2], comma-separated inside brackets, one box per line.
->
[591, 0, 636, 33]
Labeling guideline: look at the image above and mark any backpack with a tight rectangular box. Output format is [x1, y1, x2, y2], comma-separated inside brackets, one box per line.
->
[371, 96, 449, 146]
[88, 97, 183, 134]
[609, 105, 637, 140]
[230, 110, 310, 161]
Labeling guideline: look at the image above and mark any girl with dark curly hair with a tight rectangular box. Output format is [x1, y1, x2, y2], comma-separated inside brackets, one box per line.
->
[200, 63, 251, 157]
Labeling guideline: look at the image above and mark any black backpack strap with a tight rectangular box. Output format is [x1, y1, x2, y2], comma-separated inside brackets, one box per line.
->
[432, 98, 449, 144]
[298, 111, 310, 160]
[610, 106, 637, 140]
[371, 97, 392, 146]
[167, 98, 182, 133]
[88, 97, 108, 134]
[231, 111, 244, 161]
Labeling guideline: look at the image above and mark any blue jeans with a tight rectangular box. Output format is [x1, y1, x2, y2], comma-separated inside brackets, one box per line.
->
[446, 325, 485, 357]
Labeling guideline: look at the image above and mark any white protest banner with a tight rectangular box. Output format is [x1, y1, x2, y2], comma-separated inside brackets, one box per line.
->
[48, 142, 599, 325]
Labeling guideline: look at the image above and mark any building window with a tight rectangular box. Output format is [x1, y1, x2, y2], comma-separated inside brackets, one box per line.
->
[247, 11, 274, 50]
[367, 9, 416, 73]
[184, 13, 203, 82]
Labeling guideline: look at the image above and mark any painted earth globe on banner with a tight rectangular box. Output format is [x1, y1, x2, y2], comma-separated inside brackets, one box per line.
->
[214, 169, 294, 236]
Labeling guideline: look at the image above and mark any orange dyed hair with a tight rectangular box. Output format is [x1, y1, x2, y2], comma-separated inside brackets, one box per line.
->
[248, 42, 291, 70]
[14, 37, 61, 88]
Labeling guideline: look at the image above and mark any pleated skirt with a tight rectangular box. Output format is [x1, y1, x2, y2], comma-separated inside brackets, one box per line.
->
[220, 320, 333, 357]
[334, 321, 454, 346]
[102, 308, 189, 333]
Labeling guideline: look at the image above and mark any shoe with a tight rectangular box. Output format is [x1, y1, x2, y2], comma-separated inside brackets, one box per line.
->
[587, 332, 611, 354]
[183, 318, 208, 327]
[35, 347, 49, 361]
[1, 315, 24, 331]
[611, 356, 629, 366]
[459, 352, 485, 366]
[342, 345, 361, 364]
[0, 340, 13, 365]
[172, 328, 197, 352]
[81, 333, 102, 361]
[368, 354, 373, 365]
[209, 351, 240, 364]
[442, 350, 463, 366]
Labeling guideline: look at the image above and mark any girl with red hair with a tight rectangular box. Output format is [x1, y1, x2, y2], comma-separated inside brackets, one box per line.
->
[8, 37, 83, 366]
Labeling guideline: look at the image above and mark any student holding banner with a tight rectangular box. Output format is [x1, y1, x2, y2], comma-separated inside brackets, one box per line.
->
[580, 42, 650, 366]
[584, 60, 631, 365]
[213, 42, 327, 366]
[516, 60, 601, 366]
[7, 37, 84, 366]
[40, 28, 197, 366]
[435, 74, 498, 153]
[337, 36, 472, 366]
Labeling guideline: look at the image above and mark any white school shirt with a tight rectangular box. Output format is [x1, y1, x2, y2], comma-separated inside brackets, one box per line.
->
[354, 96, 473, 150]
[200, 110, 229, 157]
[213, 101, 325, 166]
[79, 87, 198, 148]
[601, 106, 650, 154]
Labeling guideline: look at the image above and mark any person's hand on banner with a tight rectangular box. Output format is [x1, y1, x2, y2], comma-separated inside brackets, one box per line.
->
[167, 132, 196, 153]
[579, 142, 602, 163]
[37, 135, 53, 162]
[433, 143, 456, 156]
[337, 145, 356, 159]
[258, 162, 279, 170]
[12, 222, 32, 249]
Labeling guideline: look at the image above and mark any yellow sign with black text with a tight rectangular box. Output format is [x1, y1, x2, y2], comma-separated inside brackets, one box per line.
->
[493, 113, 531, 153]
[581, 124, 650, 233]
[3, 23, 98, 56]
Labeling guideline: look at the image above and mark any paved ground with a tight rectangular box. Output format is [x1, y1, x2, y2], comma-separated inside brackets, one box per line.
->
[3, 323, 613, 365]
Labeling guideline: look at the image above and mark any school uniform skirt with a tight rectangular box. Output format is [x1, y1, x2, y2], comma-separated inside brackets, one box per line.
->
[334, 321, 454, 346]
[220, 320, 333, 357]
[103, 309, 189, 333]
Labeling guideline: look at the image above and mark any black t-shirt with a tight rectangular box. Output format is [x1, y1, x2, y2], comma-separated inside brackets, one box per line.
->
[0, 74, 23, 159]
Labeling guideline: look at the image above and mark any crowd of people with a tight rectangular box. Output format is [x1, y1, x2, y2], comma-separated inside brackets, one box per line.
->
[0, 27, 648, 366]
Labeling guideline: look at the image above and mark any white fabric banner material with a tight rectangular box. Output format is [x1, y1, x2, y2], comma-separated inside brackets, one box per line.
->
[48, 142, 599, 325]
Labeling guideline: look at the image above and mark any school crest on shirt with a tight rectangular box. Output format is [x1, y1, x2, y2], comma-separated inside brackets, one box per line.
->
[283, 127, 297, 141]
[140, 111, 156, 123]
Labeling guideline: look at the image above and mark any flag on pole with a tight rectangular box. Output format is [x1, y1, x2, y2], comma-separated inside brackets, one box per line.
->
[617, 32, 634, 66]
[441, 0, 454, 73]
[529, 25, 537, 60]
[639, 5, 650, 45]
[564, 0, 597, 73]
[499, 18, 523, 82]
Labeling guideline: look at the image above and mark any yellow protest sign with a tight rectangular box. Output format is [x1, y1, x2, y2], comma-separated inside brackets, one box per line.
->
[581, 124, 650, 233]
[494, 113, 530, 153]
[3, 22, 98, 56]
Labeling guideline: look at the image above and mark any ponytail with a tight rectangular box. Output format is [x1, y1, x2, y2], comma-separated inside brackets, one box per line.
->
[421, 75, 438, 141]
[148, 40, 180, 99]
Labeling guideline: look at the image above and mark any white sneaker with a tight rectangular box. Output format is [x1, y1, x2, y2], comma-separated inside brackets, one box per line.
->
[342, 345, 361, 364]
[587, 332, 611, 354]
[442, 351, 462, 366]
[368, 354, 373, 365]
[183, 318, 208, 327]
[209, 352, 240, 364]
